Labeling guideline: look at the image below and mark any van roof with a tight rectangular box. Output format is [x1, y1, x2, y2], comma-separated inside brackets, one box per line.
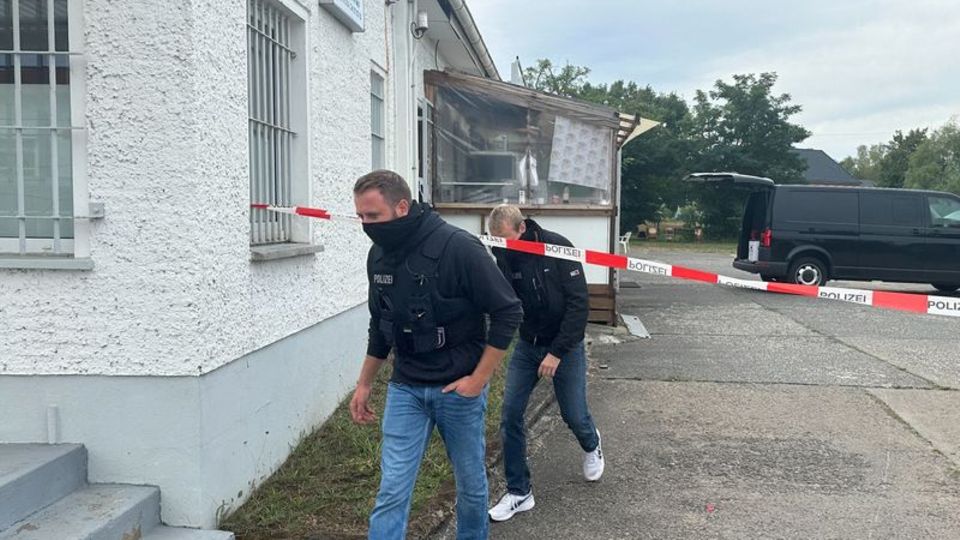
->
[776, 184, 957, 197]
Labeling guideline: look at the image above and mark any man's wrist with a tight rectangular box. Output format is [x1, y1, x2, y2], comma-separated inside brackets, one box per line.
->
[464, 373, 489, 389]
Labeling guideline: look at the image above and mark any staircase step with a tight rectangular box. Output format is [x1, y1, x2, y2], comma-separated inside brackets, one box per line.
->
[0, 444, 87, 531]
[143, 527, 235, 540]
[0, 484, 160, 540]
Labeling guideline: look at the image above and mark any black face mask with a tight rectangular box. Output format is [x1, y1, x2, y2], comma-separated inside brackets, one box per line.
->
[363, 203, 424, 250]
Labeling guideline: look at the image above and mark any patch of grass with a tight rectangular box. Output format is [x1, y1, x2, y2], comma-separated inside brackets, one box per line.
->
[630, 238, 737, 254]
[222, 348, 512, 539]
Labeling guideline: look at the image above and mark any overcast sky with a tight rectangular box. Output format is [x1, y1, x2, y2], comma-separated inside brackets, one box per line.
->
[469, 0, 960, 160]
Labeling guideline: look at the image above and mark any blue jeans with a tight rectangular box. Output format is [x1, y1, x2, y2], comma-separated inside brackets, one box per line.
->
[369, 382, 489, 540]
[501, 339, 598, 495]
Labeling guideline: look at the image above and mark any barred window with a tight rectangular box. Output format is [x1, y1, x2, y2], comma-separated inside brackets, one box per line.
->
[1, 0, 79, 256]
[248, 0, 297, 245]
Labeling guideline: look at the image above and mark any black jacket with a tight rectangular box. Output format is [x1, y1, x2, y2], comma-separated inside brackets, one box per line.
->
[492, 219, 589, 359]
[366, 205, 522, 386]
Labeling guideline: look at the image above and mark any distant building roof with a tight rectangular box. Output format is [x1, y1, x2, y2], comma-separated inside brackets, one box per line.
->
[792, 148, 862, 186]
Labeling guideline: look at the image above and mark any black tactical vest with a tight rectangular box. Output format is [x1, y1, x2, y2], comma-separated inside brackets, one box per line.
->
[369, 224, 484, 355]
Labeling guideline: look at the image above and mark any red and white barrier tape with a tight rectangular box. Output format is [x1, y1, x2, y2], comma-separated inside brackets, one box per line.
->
[253, 204, 960, 319]
[250, 203, 360, 222]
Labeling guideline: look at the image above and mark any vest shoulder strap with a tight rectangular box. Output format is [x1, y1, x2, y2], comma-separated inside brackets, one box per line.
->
[419, 224, 461, 262]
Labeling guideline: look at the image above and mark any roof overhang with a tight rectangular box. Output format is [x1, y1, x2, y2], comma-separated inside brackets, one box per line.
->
[425, 69, 660, 149]
[423, 0, 500, 80]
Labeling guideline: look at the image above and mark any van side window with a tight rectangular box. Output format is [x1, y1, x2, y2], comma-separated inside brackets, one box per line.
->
[861, 193, 922, 227]
[775, 191, 858, 225]
[928, 196, 960, 228]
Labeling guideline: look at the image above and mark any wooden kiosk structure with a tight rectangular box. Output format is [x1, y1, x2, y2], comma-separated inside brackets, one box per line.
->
[423, 70, 654, 324]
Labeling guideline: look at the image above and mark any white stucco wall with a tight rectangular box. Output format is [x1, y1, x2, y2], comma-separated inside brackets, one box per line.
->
[0, 0, 396, 377]
[0, 304, 368, 528]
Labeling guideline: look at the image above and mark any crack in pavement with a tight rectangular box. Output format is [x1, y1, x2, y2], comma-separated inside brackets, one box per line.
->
[596, 376, 937, 391]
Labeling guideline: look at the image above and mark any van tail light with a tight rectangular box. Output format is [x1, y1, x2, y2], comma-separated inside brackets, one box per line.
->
[760, 228, 772, 248]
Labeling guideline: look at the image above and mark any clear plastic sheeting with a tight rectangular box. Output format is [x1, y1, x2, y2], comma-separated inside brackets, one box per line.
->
[429, 76, 617, 207]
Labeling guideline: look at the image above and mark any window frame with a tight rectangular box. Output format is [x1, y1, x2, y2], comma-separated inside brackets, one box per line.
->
[0, 0, 90, 268]
[370, 68, 386, 171]
[247, 0, 311, 249]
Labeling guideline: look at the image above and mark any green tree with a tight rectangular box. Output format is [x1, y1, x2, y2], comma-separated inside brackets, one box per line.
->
[520, 62, 812, 238]
[687, 73, 811, 237]
[877, 128, 929, 188]
[840, 143, 886, 183]
[522, 59, 591, 98]
[904, 122, 960, 194]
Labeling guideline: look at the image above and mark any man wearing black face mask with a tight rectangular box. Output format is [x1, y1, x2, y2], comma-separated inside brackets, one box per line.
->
[349, 170, 522, 540]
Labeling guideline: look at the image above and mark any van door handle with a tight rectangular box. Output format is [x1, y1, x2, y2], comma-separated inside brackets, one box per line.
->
[912, 228, 922, 236]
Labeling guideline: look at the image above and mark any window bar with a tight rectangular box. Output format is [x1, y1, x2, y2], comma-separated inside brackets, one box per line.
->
[12, 0, 26, 255]
[280, 14, 289, 239]
[257, 0, 268, 243]
[277, 14, 286, 239]
[268, 5, 278, 242]
[249, 0, 258, 244]
[258, 0, 269, 243]
[247, 0, 257, 244]
[264, 5, 273, 242]
[276, 7, 285, 242]
[282, 15, 291, 238]
[265, 5, 273, 242]
[47, 0, 62, 254]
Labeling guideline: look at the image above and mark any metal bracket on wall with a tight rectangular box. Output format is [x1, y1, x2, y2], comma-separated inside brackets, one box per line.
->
[88, 202, 105, 220]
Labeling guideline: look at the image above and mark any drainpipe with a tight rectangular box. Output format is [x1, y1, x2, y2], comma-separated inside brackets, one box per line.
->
[409, 0, 418, 191]
[445, 0, 500, 80]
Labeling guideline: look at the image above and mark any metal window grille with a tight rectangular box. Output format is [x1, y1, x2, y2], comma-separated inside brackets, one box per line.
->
[370, 71, 385, 170]
[1, 0, 79, 256]
[248, 0, 294, 245]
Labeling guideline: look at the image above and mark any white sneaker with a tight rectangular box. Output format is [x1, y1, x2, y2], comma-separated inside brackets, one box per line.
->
[583, 429, 605, 481]
[488, 491, 535, 522]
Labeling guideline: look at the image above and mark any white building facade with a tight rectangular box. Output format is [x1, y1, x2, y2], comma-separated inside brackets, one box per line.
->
[0, 0, 496, 528]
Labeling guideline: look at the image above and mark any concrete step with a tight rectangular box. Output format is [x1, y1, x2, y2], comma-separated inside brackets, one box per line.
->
[142, 527, 235, 540]
[0, 484, 160, 540]
[0, 444, 87, 531]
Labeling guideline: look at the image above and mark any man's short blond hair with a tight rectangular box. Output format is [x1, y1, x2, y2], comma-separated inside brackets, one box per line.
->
[488, 204, 525, 235]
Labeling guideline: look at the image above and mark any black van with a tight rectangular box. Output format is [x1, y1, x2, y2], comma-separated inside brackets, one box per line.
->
[686, 173, 960, 291]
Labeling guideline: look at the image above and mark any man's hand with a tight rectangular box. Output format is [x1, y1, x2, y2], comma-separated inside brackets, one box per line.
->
[442, 375, 486, 397]
[539, 353, 561, 378]
[350, 384, 377, 424]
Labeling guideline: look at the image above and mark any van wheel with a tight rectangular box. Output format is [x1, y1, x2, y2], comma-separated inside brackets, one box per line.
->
[789, 257, 828, 286]
[932, 283, 960, 293]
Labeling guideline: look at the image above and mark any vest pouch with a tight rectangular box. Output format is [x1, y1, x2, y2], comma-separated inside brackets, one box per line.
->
[402, 294, 441, 354]
[378, 317, 396, 347]
[376, 288, 398, 347]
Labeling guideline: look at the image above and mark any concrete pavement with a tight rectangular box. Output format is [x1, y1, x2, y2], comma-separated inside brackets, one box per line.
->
[486, 248, 960, 539]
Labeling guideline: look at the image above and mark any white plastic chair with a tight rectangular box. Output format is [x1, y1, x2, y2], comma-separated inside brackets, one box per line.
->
[619, 231, 632, 253]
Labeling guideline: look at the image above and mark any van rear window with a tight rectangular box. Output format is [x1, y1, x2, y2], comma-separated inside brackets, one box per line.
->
[774, 191, 858, 225]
